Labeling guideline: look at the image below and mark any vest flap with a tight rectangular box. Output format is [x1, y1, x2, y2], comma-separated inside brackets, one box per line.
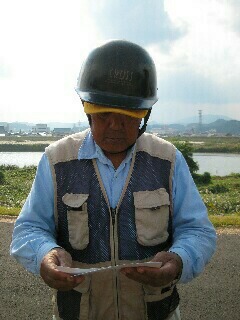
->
[62, 193, 89, 207]
[133, 188, 170, 209]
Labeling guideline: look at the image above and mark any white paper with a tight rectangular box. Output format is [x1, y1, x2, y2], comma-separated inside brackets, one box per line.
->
[56, 262, 162, 275]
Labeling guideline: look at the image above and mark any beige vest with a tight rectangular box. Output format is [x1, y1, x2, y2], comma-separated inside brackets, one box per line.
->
[46, 130, 178, 320]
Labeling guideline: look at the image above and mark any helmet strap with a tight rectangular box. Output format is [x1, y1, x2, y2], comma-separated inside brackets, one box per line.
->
[138, 109, 151, 137]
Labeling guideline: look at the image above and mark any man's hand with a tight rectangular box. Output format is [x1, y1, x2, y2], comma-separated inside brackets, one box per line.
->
[121, 251, 182, 287]
[40, 248, 85, 291]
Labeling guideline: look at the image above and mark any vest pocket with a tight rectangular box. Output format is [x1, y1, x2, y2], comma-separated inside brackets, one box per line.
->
[62, 193, 89, 250]
[133, 188, 170, 246]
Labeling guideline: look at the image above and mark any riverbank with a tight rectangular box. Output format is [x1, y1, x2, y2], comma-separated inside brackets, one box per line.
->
[0, 135, 240, 153]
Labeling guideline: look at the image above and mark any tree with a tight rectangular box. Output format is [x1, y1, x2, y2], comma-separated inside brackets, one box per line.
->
[173, 141, 199, 174]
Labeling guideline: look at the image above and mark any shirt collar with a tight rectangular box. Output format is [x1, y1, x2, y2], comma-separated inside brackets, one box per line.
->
[78, 131, 135, 167]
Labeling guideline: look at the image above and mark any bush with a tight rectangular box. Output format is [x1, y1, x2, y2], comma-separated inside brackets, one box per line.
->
[0, 171, 5, 184]
[193, 172, 211, 185]
[208, 184, 229, 194]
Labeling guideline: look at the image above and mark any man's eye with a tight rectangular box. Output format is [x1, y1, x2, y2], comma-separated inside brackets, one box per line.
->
[98, 113, 109, 119]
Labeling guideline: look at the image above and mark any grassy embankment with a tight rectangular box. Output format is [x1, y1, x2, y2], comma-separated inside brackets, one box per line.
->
[0, 136, 239, 227]
[0, 135, 240, 153]
[166, 136, 240, 153]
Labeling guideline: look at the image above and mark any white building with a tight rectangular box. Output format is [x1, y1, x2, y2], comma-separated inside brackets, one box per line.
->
[32, 123, 50, 134]
[52, 128, 72, 136]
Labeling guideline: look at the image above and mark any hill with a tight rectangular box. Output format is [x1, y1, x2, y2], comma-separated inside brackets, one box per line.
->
[203, 119, 240, 134]
[178, 114, 232, 124]
[148, 119, 240, 135]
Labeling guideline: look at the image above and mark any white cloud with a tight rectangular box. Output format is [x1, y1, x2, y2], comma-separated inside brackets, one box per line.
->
[0, 0, 103, 122]
[0, 0, 239, 123]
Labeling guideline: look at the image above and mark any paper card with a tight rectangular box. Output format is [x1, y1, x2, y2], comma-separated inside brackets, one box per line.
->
[56, 262, 162, 275]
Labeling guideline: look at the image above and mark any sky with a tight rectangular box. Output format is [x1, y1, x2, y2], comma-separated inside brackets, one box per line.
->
[0, 0, 240, 124]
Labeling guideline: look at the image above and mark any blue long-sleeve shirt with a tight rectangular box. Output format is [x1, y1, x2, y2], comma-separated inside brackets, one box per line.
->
[10, 132, 216, 283]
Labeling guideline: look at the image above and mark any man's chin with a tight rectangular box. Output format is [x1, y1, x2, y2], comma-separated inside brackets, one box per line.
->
[103, 148, 127, 155]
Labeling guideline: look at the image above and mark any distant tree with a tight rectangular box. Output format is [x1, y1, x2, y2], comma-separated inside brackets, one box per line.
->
[173, 141, 199, 174]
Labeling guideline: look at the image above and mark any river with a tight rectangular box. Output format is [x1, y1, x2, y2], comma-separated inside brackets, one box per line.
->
[0, 152, 240, 176]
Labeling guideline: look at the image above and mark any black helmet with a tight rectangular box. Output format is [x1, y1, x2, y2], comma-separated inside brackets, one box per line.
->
[75, 40, 158, 110]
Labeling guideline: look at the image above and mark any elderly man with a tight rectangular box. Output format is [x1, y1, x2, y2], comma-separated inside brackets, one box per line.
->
[10, 40, 216, 320]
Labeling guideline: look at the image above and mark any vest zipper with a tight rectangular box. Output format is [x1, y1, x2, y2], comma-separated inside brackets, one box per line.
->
[111, 207, 120, 320]
[111, 207, 116, 227]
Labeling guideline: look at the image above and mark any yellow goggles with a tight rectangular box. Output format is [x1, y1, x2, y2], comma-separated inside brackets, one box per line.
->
[84, 102, 148, 119]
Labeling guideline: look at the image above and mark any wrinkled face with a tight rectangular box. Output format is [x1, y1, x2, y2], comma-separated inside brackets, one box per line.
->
[90, 112, 141, 155]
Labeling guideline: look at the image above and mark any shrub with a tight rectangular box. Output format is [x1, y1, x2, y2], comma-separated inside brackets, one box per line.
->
[193, 172, 211, 185]
[0, 171, 5, 184]
[208, 184, 229, 194]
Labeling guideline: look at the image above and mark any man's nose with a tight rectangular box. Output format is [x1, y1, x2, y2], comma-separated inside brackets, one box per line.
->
[108, 113, 124, 129]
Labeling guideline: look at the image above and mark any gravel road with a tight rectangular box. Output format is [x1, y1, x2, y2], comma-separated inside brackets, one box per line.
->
[1, 219, 240, 320]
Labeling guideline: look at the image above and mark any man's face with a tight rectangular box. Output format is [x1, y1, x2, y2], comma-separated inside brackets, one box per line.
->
[90, 112, 142, 155]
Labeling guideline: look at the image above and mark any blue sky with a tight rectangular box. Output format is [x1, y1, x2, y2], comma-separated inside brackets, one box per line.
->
[0, 0, 239, 124]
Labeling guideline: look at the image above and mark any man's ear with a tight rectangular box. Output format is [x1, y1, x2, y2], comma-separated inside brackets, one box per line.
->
[87, 114, 92, 126]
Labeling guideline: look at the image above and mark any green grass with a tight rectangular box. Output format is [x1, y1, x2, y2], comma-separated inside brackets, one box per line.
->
[0, 144, 49, 152]
[197, 174, 240, 215]
[1, 135, 240, 153]
[0, 165, 36, 208]
[0, 206, 20, 216]
[209, 214, 240, 228]
[167, 136, 240, 153]
[0, 165, 239, 228]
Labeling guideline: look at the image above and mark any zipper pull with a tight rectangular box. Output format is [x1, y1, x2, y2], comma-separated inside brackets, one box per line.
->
[111, 207, 116, 226]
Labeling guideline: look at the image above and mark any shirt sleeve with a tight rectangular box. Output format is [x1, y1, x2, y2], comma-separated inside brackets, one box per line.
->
[10, 153, 60, 275]
[169, 149, 217, 283]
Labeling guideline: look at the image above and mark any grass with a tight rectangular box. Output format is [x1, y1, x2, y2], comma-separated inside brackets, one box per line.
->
[197, 174, 240, 215]
[1, 135, 240, 153]
[0, 165, 239, 228]
[0, 136, 58, 152]
[209, 214, 240, 228]
[0, 206, 20, 216]
[0, 165, 36, 209]
[167, 136, 240, 153]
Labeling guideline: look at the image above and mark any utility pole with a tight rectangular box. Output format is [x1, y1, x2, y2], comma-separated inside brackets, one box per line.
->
[198, 109, 202, 133]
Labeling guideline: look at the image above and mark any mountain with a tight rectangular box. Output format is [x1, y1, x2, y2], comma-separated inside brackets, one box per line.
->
[184, 119, 240, 134]
[204, 119, 240, 134]
[148, 119, 240, 135]
[178, 114, 232, 124]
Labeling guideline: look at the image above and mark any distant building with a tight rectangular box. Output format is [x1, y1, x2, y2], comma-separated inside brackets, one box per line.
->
[52, 128, 72, 136]
[0, 126, 7, 136]
[0, 122, 9, 133]
[32, 123, 50, 134]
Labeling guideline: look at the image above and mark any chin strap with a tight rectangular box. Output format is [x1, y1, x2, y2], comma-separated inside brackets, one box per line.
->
[138, 108, 151, 138]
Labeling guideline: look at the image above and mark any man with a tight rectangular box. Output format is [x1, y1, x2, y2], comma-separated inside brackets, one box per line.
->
[10, 40, 216, 320]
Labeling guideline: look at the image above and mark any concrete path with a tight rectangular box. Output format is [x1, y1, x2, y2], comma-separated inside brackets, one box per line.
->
[1, 220, 239, 320]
